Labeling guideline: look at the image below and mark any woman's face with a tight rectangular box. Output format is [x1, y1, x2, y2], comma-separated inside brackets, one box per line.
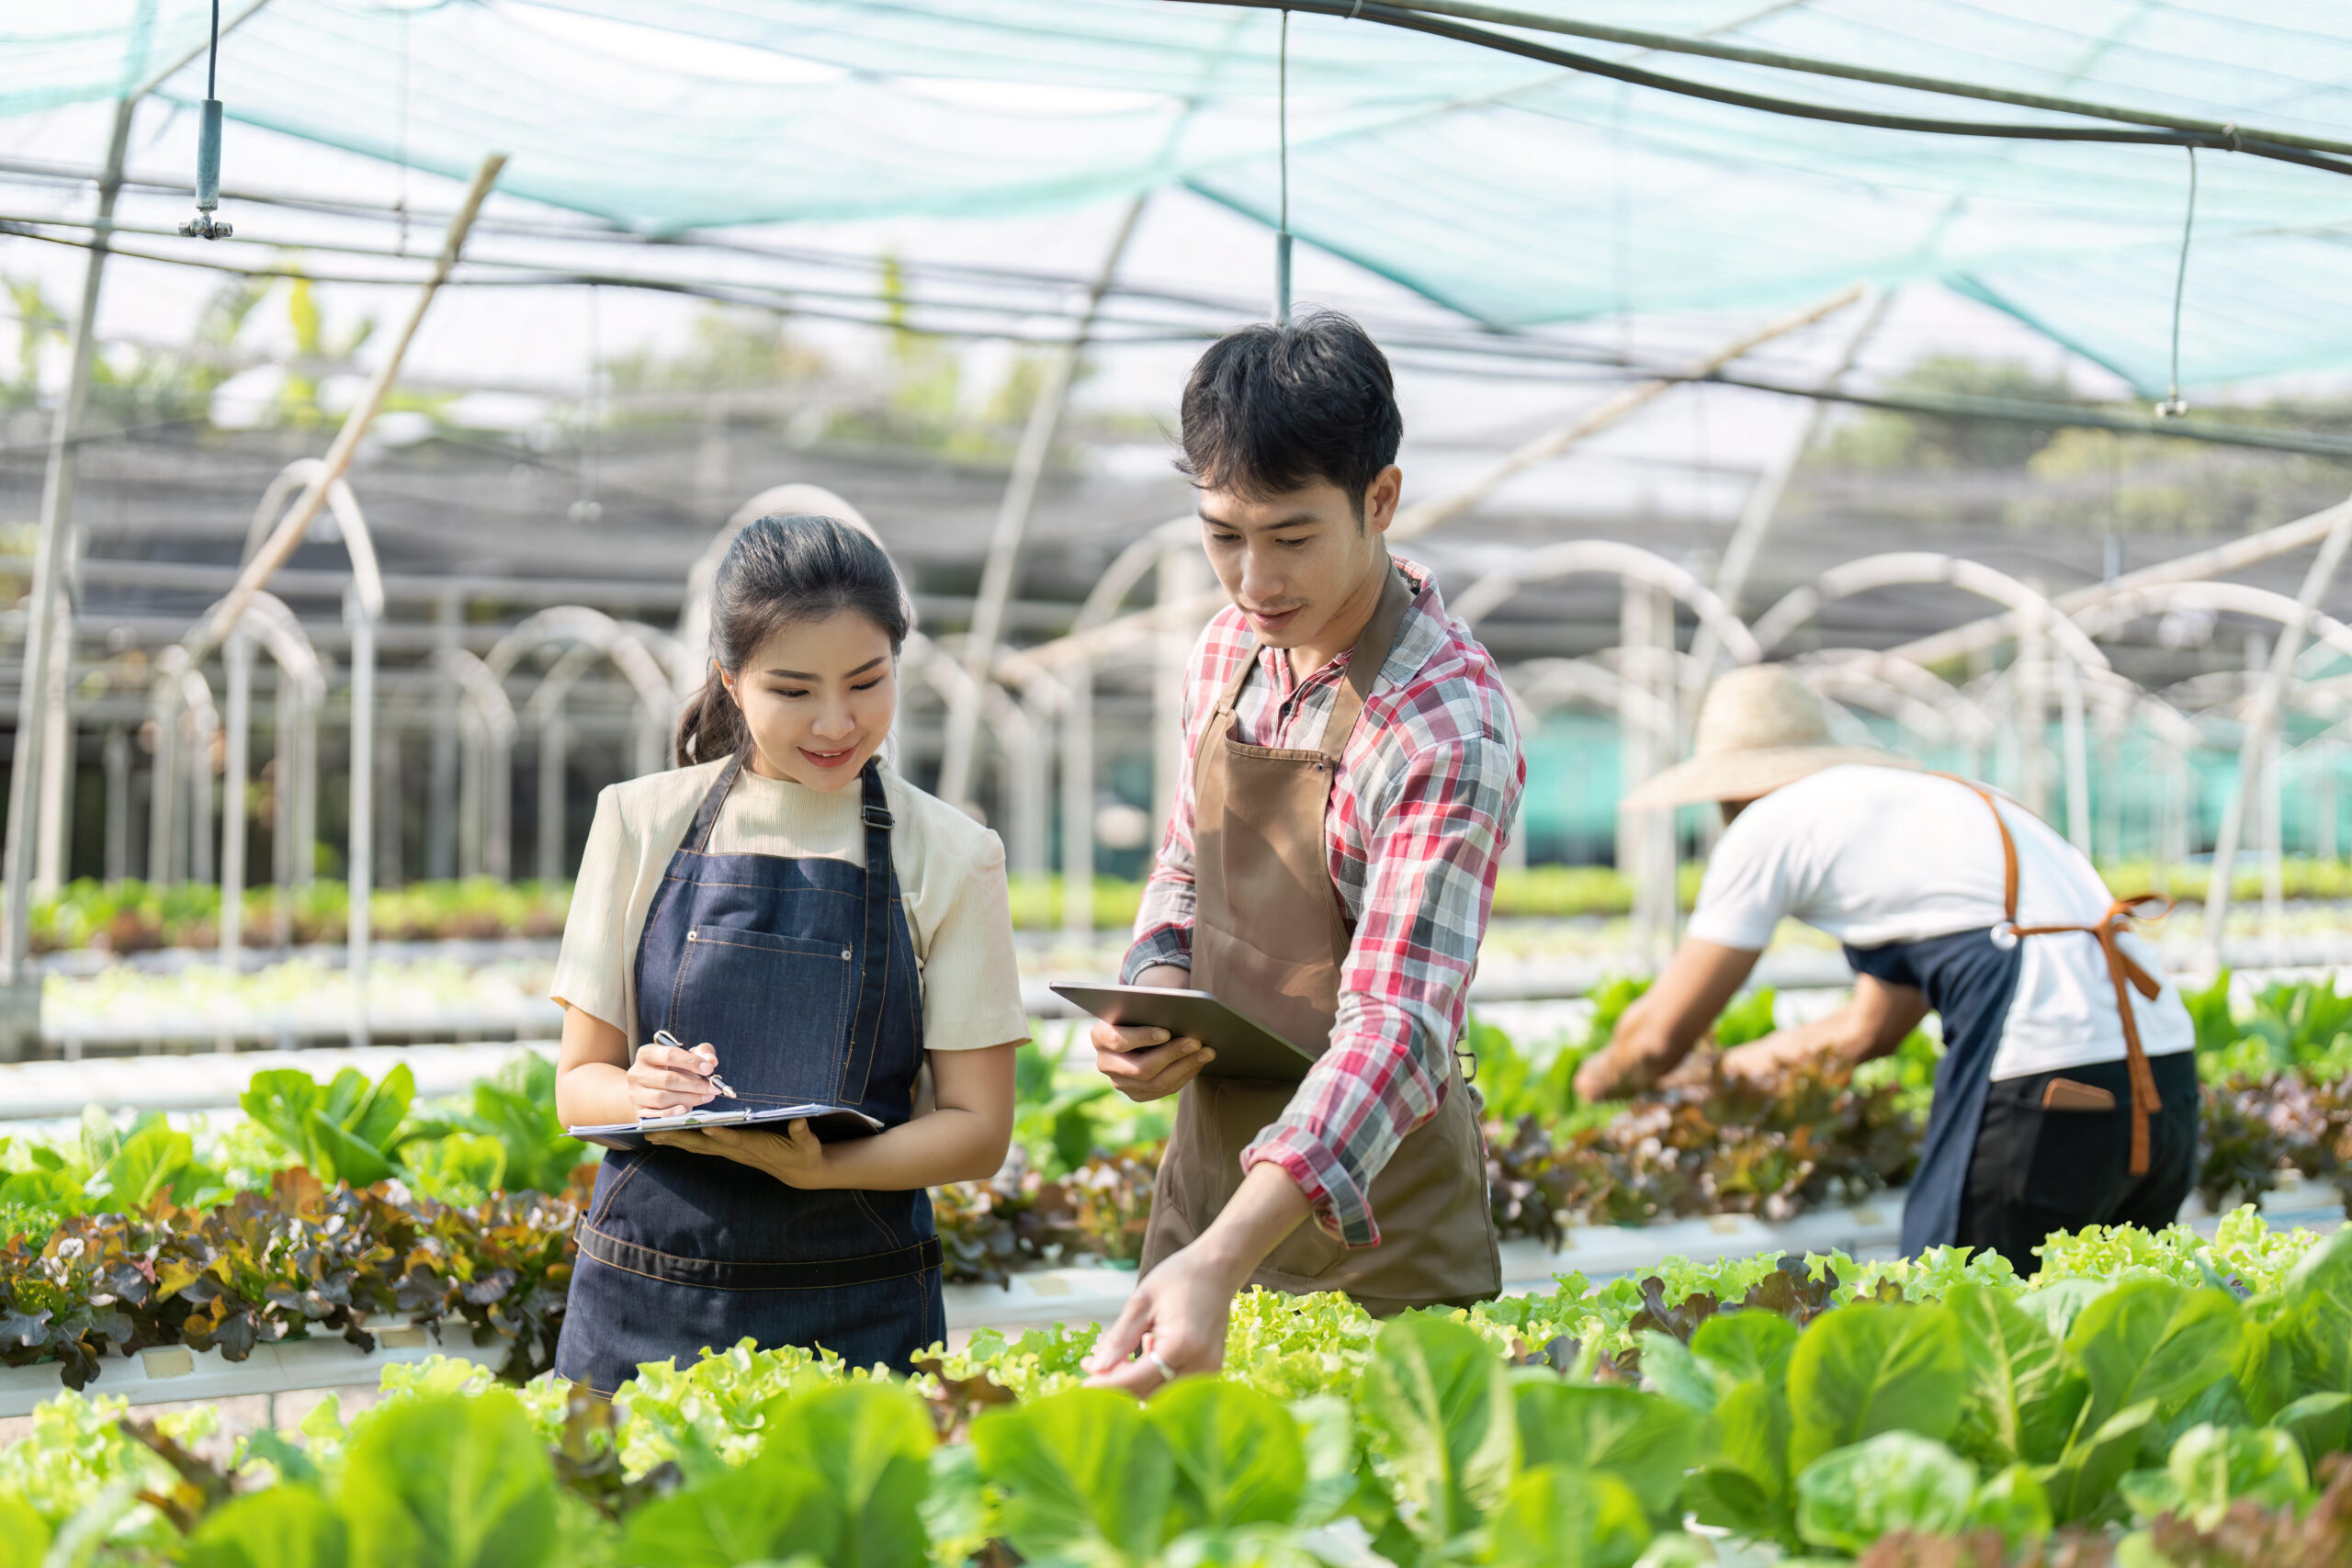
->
[720, 609, 898, 791]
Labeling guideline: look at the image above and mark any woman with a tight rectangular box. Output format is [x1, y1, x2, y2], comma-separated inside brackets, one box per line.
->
[551, 513, 1027, 1393]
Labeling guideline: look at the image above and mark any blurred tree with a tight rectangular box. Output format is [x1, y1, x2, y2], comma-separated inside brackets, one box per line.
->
[2, 276, 66, 410]
[603, 304, 828, 401]
[1809, 355, 2081, 470]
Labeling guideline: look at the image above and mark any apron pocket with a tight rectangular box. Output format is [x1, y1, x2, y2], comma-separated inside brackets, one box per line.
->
[2007, 1075, 2131, 1213]
[670, 926, 854, 1101]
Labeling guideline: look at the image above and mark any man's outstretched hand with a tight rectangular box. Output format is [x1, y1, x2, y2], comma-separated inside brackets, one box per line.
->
[1082, 1162, 1314, 1396]
[1081, 1239, 1240, 1394]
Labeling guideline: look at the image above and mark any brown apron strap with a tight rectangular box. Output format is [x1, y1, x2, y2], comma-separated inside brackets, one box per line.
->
[1935, 771, 2022, 925]
[1317, 564, 1415, 761]
[1936, 773, 2170, 1175]
[1206, 560, 1416, 768]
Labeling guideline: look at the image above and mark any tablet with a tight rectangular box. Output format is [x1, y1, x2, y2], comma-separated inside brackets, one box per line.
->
[1049, 984, 1319, 1084]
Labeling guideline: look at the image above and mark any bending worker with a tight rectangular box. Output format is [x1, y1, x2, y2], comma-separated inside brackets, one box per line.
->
[1573, 664, 2197, 1272]
[1082, 310, 1525, 1393]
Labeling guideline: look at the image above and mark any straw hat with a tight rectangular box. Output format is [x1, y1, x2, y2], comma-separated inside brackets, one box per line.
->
[1621, 663, 1919, 810]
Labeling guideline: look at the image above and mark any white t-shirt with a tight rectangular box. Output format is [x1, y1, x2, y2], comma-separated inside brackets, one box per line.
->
[550, 758, 1030, 1055]
[1685, 764, 2193, 1080]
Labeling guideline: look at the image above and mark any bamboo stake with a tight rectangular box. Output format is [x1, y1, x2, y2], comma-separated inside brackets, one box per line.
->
[1390, 283, 1865, 539]
[187, 154, 505, 660]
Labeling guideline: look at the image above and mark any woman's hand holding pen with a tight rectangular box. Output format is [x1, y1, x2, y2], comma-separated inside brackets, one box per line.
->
[627, 1039, 724, 1116]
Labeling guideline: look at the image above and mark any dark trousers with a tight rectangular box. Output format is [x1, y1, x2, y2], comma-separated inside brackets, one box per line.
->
[1957, 1050, 2199, 1276]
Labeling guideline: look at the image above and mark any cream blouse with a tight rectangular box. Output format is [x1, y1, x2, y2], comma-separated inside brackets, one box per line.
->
[549, 757, 1030, 1055]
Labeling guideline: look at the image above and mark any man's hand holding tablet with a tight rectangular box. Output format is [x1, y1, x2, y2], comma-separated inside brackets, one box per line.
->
[1087, 964, 1216, 1100]
[1063, 972, 1320, 1094]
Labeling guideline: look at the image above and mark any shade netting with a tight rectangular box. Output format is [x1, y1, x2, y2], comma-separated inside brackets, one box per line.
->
[16, 1, 2352, 392]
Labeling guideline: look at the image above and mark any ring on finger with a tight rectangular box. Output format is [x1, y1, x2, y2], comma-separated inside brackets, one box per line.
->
[1145, 1349, 1174, 1384]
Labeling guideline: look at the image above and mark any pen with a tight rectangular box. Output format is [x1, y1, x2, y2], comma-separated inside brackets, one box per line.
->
[653, 1030, 738, 1100]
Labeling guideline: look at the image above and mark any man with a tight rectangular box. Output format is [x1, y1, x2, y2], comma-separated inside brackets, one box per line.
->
[1573, 663, 2198, 1273]
[1082, 310, 1524, 1393]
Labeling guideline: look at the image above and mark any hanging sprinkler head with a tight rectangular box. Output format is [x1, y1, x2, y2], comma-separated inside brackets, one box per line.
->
[178, 3, 233, 240]
[178, 99, 232, 239]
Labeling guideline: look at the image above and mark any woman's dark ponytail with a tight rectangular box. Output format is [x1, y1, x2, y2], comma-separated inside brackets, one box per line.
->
[673, 668, 746, 768]
[674, 514, 912, 767]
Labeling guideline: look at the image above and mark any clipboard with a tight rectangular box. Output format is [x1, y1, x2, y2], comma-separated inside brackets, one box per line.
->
[1049, 984, 1318, 1084]
[567, 1100, 884, 1155]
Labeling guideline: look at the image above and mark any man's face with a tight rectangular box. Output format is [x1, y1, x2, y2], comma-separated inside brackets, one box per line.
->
[1196, 468, 1401, 651]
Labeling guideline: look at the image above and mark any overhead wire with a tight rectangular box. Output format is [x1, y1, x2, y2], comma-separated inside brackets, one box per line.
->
[1354, 0, 2352, 159]
[2157, 147, 2198, 418]
[1275, 8, 1292, 322]
[1172, 0, 2352, 177]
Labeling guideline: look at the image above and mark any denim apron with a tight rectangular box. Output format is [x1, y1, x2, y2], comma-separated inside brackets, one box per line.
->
[555, 754, 943, 1394]
[1865, 777, 2170, 1256]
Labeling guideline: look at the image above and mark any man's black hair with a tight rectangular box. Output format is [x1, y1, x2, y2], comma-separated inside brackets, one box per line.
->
[1176, 309, 1402, 519]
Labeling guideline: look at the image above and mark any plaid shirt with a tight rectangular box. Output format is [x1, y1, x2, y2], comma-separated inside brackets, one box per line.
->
[1123, 559, 1523, 1248]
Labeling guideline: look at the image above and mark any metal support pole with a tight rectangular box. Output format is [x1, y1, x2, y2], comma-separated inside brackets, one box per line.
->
[34, 611, 75, 895]
[428, 589, 459, 879]
[2322, 743, 2340, 863]
[2, 97, 131, 1021]
[102, 727, 128, 884]
[220, 629, 251, 964]
[271, 673, 293, 926]
[634, 715, 666, 780]
[1621, 582, 1675, 964]
[376, 726, 402, 889]
[150, 698, 179, 886]
[292, 679, 318, 891]
[458, 712, 483, 879]
[2202, 515, 2352, 967]
[939, 195, 1148, 810]
[1152, 549, 1207, 848]
[1061, 663, 1095, 942]
[2161, 741, 2188, 892]
[1008, 695, 1049, 882]
[2015, 605, 2050, 819]
[345, 590, 374, 1046]
[537, 716, 567, 883]
[2097, 727, 2123, 867]
[2263, 724, 2286, 938]
[2057, 652, 2093, 855]
[488, 732, 513, 882]
[188, 702, 214, 887]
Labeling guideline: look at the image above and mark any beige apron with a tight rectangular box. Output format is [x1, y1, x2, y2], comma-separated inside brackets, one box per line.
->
[1136, 566, 1501, 1315]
